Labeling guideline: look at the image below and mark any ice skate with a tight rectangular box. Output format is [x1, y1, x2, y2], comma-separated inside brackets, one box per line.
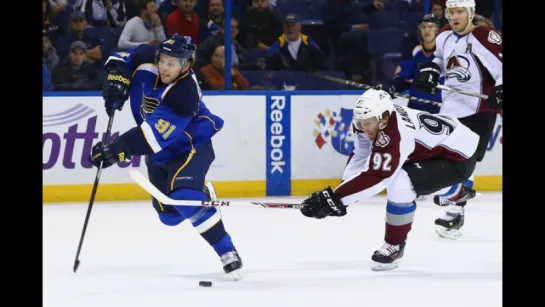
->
[203, 181, 218, 201]
[435, 206, 464, 239]
[220, 249, 243, 281]
[371, 242, 406, 271]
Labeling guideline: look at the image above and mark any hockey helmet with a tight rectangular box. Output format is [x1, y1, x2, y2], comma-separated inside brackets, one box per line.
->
[420, 13, 440, 29]
[353, 89, 394, 130]
[155, 34, 197, 68]
[445, 0, 476, 30]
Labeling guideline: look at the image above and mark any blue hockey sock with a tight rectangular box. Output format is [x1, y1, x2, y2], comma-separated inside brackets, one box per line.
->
[463, 175, 474, 188]
[170, 188, 235, 256]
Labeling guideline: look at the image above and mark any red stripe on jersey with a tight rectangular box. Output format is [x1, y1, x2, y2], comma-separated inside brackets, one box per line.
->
[408, 141, 468, 163]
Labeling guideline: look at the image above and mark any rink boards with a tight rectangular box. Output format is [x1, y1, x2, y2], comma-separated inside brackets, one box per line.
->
[43, 91, 502, 202]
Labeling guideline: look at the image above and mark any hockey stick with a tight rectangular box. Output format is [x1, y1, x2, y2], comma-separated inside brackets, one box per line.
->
[73, 111, 116, 273]
[313, 73, 442, 106]
[129, 170, 304, 209]
[435, 85, 488, 99]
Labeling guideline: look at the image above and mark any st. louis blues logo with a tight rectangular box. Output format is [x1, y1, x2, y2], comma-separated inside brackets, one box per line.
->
[313, 108, 354, 156]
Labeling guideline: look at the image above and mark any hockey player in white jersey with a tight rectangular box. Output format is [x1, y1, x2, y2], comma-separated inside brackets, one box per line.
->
[414, 0, 502, 239]
[299, 89, 479, 271]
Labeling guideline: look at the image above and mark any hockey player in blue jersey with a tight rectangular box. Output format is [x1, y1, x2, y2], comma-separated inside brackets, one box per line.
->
[382, 14, 443, 114]
[87, 34, 243, 280]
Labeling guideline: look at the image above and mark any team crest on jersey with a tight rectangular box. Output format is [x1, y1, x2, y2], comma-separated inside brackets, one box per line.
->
[140, 94, 160, 120]
[313, 108, 354, 156]
[446, 50, 471, 83]
[375, 131, 390, 148]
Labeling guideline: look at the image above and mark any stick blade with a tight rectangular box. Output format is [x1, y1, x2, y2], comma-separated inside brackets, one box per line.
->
[129, 171, 171, 204]
[73, 259, 80, 273]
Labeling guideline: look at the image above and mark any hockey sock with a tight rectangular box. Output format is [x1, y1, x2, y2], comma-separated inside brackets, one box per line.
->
[170, 188, 235, 256]
[385, 201, 416, 245]
[456, 175, 475, 207]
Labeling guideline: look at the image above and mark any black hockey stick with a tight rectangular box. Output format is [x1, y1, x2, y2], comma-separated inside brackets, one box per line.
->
[73, 111, 116, 273]
[313, 73, 442, 106]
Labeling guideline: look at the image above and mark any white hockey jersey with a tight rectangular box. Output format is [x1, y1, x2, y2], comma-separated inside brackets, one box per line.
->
[335, 105, 479, 205]
[433, 25, 502, 118]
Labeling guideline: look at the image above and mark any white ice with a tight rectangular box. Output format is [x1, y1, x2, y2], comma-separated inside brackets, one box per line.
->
[44, 193, 502, 307]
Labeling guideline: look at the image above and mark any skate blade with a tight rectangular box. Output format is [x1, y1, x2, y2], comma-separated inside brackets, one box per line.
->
[371, 260, 400, 271]
[435, 225, 463, 240]
[228, 268, 243, 281]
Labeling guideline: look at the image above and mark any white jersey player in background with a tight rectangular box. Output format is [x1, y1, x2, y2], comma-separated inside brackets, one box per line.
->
[299, 89, 479, 271]
[414, 0, 503, 239]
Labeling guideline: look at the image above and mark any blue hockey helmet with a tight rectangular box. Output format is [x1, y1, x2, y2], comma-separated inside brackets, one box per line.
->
[420, 13, 440, 28]
[155, 34, 197, 68]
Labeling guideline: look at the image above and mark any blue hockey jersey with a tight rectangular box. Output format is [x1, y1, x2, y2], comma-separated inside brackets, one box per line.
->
[104, 44, 224, 163]
[393, 44, 444, 113]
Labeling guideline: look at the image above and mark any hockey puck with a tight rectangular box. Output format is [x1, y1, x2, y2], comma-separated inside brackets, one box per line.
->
[199, 281, 212, 287]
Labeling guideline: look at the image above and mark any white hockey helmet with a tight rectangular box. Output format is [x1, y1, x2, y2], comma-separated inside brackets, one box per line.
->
[353, 89, 394, 129]
[445, 0, 476, 32]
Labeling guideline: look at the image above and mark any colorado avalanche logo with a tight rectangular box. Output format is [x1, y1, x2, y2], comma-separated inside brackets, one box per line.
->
[313, 108, 354, 156]
[446, 50, 471, 83]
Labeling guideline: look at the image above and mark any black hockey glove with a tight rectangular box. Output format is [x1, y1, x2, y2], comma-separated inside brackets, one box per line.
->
[102, 69, 131, 116]
[487, 84, 502, 110]
[415, 62, 441, 95]
[88, 139, 132, 169]
[375, 84, 396, 99]
[300, 186, 347, 219]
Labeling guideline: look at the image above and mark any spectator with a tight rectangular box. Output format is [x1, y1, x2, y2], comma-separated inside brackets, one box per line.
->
[265, 14, 328, 72]
[431, 1, 449, 28]
[198, 0, 224, 42]
[84, 0, 127, 28]
[200, 45, 250, 90]
[118, 0, 167, 49]
[43, 0, 59, 40]
[165, 0, 200, 44]
[159, 0, 178, 22]
[43, 64, 54, 91]
[238, 0, 284, 50]
[322, 0, 384, 81]
[473, 14, 494, 27]
[43, 33, 60, 72]
[52, 41, 103, 91]
[55, 11, 104, 64]
[196, 17, 253, 70]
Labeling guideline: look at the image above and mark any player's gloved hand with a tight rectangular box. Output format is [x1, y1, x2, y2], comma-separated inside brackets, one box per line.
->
[88, 140, 132, 169]
[415, 62, 441, 95]
[300, 187, 347, 219]
[102, 69, 131, 116]
[487, 84, 502, 110]
[375, 84, 396, 99]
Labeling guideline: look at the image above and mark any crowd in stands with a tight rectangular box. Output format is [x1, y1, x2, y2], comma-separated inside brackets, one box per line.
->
[42, 0, 502, 92]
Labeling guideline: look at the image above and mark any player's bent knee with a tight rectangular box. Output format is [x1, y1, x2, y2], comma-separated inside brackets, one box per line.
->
[169, 188, 217, 220]
[158, 212, 186, 226]
[387, 169, 417, 203]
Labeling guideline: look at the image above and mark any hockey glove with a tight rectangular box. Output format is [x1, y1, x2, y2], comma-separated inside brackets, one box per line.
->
[102, 69, 131, 116]
[300, 186, 347, 219]
[375, 84, 396, 99]
[88, 140, 132, 169]
[415, 62, 441, 95]
[487, 84, 503, 110]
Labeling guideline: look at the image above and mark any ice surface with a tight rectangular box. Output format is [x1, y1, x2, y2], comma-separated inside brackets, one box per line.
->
[43, 193, 502, 307]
